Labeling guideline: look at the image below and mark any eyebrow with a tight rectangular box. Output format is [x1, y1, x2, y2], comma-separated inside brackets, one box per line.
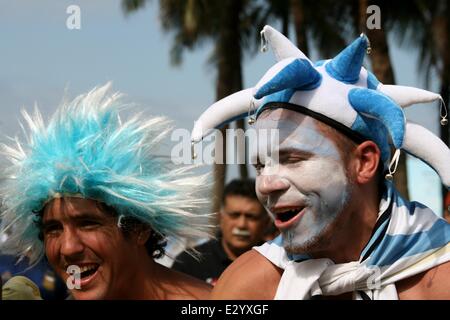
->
[41, 219, 61, 229]
[250, 148, 313, 166]
[277, 148, 313, 158]
[227, 211, 264, 218]
[42, 212, 105, 225]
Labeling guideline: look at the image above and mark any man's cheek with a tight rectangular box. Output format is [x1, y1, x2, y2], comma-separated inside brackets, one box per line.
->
[255, 181, 267, 204]
[44, 241, 58, 265]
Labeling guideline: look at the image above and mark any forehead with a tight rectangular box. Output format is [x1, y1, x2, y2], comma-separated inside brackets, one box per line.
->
[224, 195, 264, 213]
[42, 197, 107, 221]
[257, 107, 309, 123]
[254, 108, 338, 155]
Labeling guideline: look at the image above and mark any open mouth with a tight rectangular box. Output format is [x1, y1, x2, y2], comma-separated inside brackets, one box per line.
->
[80, 264, 99, 279]
[273, 206, 306, 228]
[64, 263, 101, 292]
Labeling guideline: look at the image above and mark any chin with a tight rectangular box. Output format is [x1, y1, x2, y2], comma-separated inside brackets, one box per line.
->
[282, 220, 336, 255]
[282, 233, 322, 254]
[284, 200, 350, 255]
[71, 287, 108, 300]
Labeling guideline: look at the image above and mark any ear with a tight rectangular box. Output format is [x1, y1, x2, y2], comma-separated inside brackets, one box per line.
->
[136, 227, 151, 246]
[218, 208, 225, 220]
[352, 141, 381, 185]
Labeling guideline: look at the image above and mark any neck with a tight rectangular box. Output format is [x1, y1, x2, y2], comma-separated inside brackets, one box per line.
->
[122, 252, 162, 299]
[221, 238, 243, 261]
[133, 254, 210, 300]
[310, 184, 381, 264]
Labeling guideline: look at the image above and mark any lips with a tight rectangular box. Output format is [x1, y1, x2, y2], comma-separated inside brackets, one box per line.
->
[232, 229, 251, 237]
[80, 264, 99, 278]
[272, 206, 306, 229]
[79, 265, 99, 288]
[66, 263, 100, 289]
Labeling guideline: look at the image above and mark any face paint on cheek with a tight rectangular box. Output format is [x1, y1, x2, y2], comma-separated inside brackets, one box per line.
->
[279, 146, 352, 253]
[255, 111, 353, 253]
[312, 158, 351, 212]
[282, 177, 351, 253]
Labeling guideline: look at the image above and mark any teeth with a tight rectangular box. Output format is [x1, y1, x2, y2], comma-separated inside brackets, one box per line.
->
[276, 208, 302, 215]
[80, 264, 97, 273]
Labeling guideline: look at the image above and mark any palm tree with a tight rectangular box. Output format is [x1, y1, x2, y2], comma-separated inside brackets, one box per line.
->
[211, 0, 247, 211]
[122, 0, 263, 213]
[341, 0, 410, 199]
[267, 0, 410, 198]
[259, 0, 348, 57]
[382, 0, 449, 204]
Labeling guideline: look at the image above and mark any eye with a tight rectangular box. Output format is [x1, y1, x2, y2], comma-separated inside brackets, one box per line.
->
[43, 223, 62, 237]
[279, 153, 308, 165]
[245, 214, 260, 222]
[227, 212, 240, 219]
[79, 219, 101, 229]
[253, 160, 265, 175]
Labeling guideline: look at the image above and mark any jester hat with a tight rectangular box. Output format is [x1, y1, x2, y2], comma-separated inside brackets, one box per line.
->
[0, 83, 211, 264]
[192, 25, 449, 188]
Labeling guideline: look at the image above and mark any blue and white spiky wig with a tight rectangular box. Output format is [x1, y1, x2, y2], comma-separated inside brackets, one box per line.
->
[192, 25, 450, 189]
[0, 83, 211, 264]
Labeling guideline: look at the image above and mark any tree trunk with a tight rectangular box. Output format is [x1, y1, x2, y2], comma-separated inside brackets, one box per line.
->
[213, 0, 244, 214]
[358, 0, 368, 32]
[439, 75, 449, 209]
[280, 0, 290, 37]
[357, 0, 409, 199]
[236, 118, 249, 179]
[291, 0, 309, 55]
[432, 10, 450, 207]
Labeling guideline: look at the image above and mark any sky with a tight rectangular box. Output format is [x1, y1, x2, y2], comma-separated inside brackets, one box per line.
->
[0, 0, 445, 215]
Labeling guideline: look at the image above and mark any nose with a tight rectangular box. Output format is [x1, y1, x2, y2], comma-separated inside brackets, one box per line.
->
[257, 174, 290, 196]
[236, 214, 248, 229]
[60, 227, 85, 260]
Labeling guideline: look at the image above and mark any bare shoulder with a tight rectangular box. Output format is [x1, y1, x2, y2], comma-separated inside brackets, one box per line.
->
[158, 266, 212, 300]
[211, 249, 283, 300]
[397, 261, 450, 300]
[175, 273, 213, 300]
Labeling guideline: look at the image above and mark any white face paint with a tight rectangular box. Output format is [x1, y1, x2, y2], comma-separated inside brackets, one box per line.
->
[252, 109, 352, 254]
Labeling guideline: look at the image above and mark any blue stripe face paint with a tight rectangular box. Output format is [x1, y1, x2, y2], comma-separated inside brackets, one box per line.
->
[252, 109, 353, 254]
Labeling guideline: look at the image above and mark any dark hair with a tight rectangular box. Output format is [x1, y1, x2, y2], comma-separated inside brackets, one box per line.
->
[94, 203, 168, 259]
[222, 179, 258, 204]
[117, 215, 167, 259]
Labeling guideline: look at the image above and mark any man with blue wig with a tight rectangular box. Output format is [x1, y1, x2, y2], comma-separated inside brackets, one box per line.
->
[0, 83, 212, 299]
[191, 26, 450, 300]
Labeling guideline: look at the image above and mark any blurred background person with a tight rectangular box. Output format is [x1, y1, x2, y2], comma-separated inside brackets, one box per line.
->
[172, 179, 275, 285]
[2, 276, 43, 300]
[0, 255, 67, 300]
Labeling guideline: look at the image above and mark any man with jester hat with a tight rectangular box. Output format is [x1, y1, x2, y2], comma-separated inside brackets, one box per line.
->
[191, 26, 450, 300]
